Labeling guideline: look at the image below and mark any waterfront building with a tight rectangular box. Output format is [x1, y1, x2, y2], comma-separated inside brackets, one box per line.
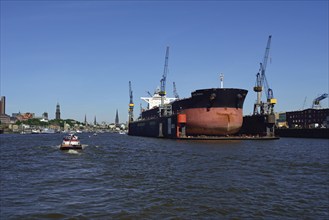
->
[42, 112, 48, 120]
[0, 114, 10, 124]
[275, 112, 288, 128]
[64, 122, 70, 131]
[15, 112, 35, 121]
[12, 112, 20, 118]
[56, 103, 61, 120]
[286, 108, 329, 128]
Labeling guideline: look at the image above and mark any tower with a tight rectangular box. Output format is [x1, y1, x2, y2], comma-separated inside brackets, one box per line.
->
[0, 96, 5, 115]
[115, 109, 119, 125]
[55, 103, 61, 120]
[94, 116, 97, 125]
[84, 114, 87, 125]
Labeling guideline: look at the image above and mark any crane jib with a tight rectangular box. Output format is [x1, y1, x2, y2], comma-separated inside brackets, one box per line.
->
[160, 46, 170, 96]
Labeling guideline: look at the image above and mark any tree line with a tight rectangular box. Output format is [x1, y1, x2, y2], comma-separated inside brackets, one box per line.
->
[15, 119, 83, 127]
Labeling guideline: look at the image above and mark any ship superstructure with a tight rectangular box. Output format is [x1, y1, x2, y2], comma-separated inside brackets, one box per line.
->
[141, 87, 177, 110]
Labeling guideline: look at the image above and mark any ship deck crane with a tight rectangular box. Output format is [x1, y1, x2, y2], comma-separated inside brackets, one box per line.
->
[253, 35, 277, 115]
[312, 93, 328, 109]
[128, 81, 134, 122]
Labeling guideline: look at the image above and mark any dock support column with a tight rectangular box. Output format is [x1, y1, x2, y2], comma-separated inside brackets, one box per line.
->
[159, 122, 163, 137]
[266, 114, 276, 137]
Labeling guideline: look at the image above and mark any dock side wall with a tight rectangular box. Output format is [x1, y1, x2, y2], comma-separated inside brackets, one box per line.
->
[128, 115, 178, 138]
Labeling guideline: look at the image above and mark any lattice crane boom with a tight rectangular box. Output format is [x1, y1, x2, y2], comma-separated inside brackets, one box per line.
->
[128, 81, 134, 122]
[262, 35, 272, 77]
[312, 93, 328, 108]
[159, 46, 169, 97]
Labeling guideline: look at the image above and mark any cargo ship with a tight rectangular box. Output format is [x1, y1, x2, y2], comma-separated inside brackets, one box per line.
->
[128, 46, 248, 138]
[128, 87, 248, 138]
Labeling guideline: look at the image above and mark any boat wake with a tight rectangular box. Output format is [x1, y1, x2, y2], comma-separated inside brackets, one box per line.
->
[67, 149, 80, 154]
[54, 145, 61, 149]
[81, 144, 88, 149]
[63, 144, 89, 153]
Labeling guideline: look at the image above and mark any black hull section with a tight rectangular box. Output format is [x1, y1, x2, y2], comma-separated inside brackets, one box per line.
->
[141, 88, 248, 119]
[173, 88, 248, 109]
[60, 145, 82, 150]
[128, 116, 179, 138]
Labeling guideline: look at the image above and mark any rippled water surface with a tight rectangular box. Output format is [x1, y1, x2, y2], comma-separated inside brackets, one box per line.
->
[0, 133, 328, 219]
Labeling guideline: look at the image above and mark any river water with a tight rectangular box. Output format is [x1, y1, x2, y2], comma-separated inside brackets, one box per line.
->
[0, 133, 328, 219]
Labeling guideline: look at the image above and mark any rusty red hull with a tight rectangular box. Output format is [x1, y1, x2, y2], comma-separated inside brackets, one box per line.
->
[182, 107, 243, 135]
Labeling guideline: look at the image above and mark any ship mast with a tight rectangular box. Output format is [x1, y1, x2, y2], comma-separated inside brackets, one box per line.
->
[219, 73, 224, 88]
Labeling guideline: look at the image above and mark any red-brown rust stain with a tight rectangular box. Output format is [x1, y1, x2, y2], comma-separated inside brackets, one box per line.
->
[182, 107, 243, 135]
[215, 111, 237, 123]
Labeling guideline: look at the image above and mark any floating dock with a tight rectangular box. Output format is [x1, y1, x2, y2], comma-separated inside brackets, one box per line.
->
[276, 128, 329, 139]
[129, 113, 279, 140]
[177, 135, 279, 141]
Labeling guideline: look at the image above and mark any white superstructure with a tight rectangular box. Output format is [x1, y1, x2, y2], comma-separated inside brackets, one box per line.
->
[141, 88, 176, 109]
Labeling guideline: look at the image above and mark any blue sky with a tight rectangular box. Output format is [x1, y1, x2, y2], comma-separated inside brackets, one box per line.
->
[1, 0, 328, 123]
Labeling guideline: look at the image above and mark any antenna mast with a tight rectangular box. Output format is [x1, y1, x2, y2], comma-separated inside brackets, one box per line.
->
[219, 73, 224, 88]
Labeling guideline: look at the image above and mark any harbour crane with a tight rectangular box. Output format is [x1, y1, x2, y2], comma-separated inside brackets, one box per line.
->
[128, 81, 134, 122]
[173, 82, 179, 99]
[312, 93, 328, 109]
[159, 46, 170, 107]
[253, 35, 277, 115]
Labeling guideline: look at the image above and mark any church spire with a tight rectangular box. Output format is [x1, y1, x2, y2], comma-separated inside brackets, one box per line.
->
[115, 109, 119, 125]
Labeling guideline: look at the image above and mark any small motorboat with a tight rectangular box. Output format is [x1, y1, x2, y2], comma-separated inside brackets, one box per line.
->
[60, 134, 82, 150]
